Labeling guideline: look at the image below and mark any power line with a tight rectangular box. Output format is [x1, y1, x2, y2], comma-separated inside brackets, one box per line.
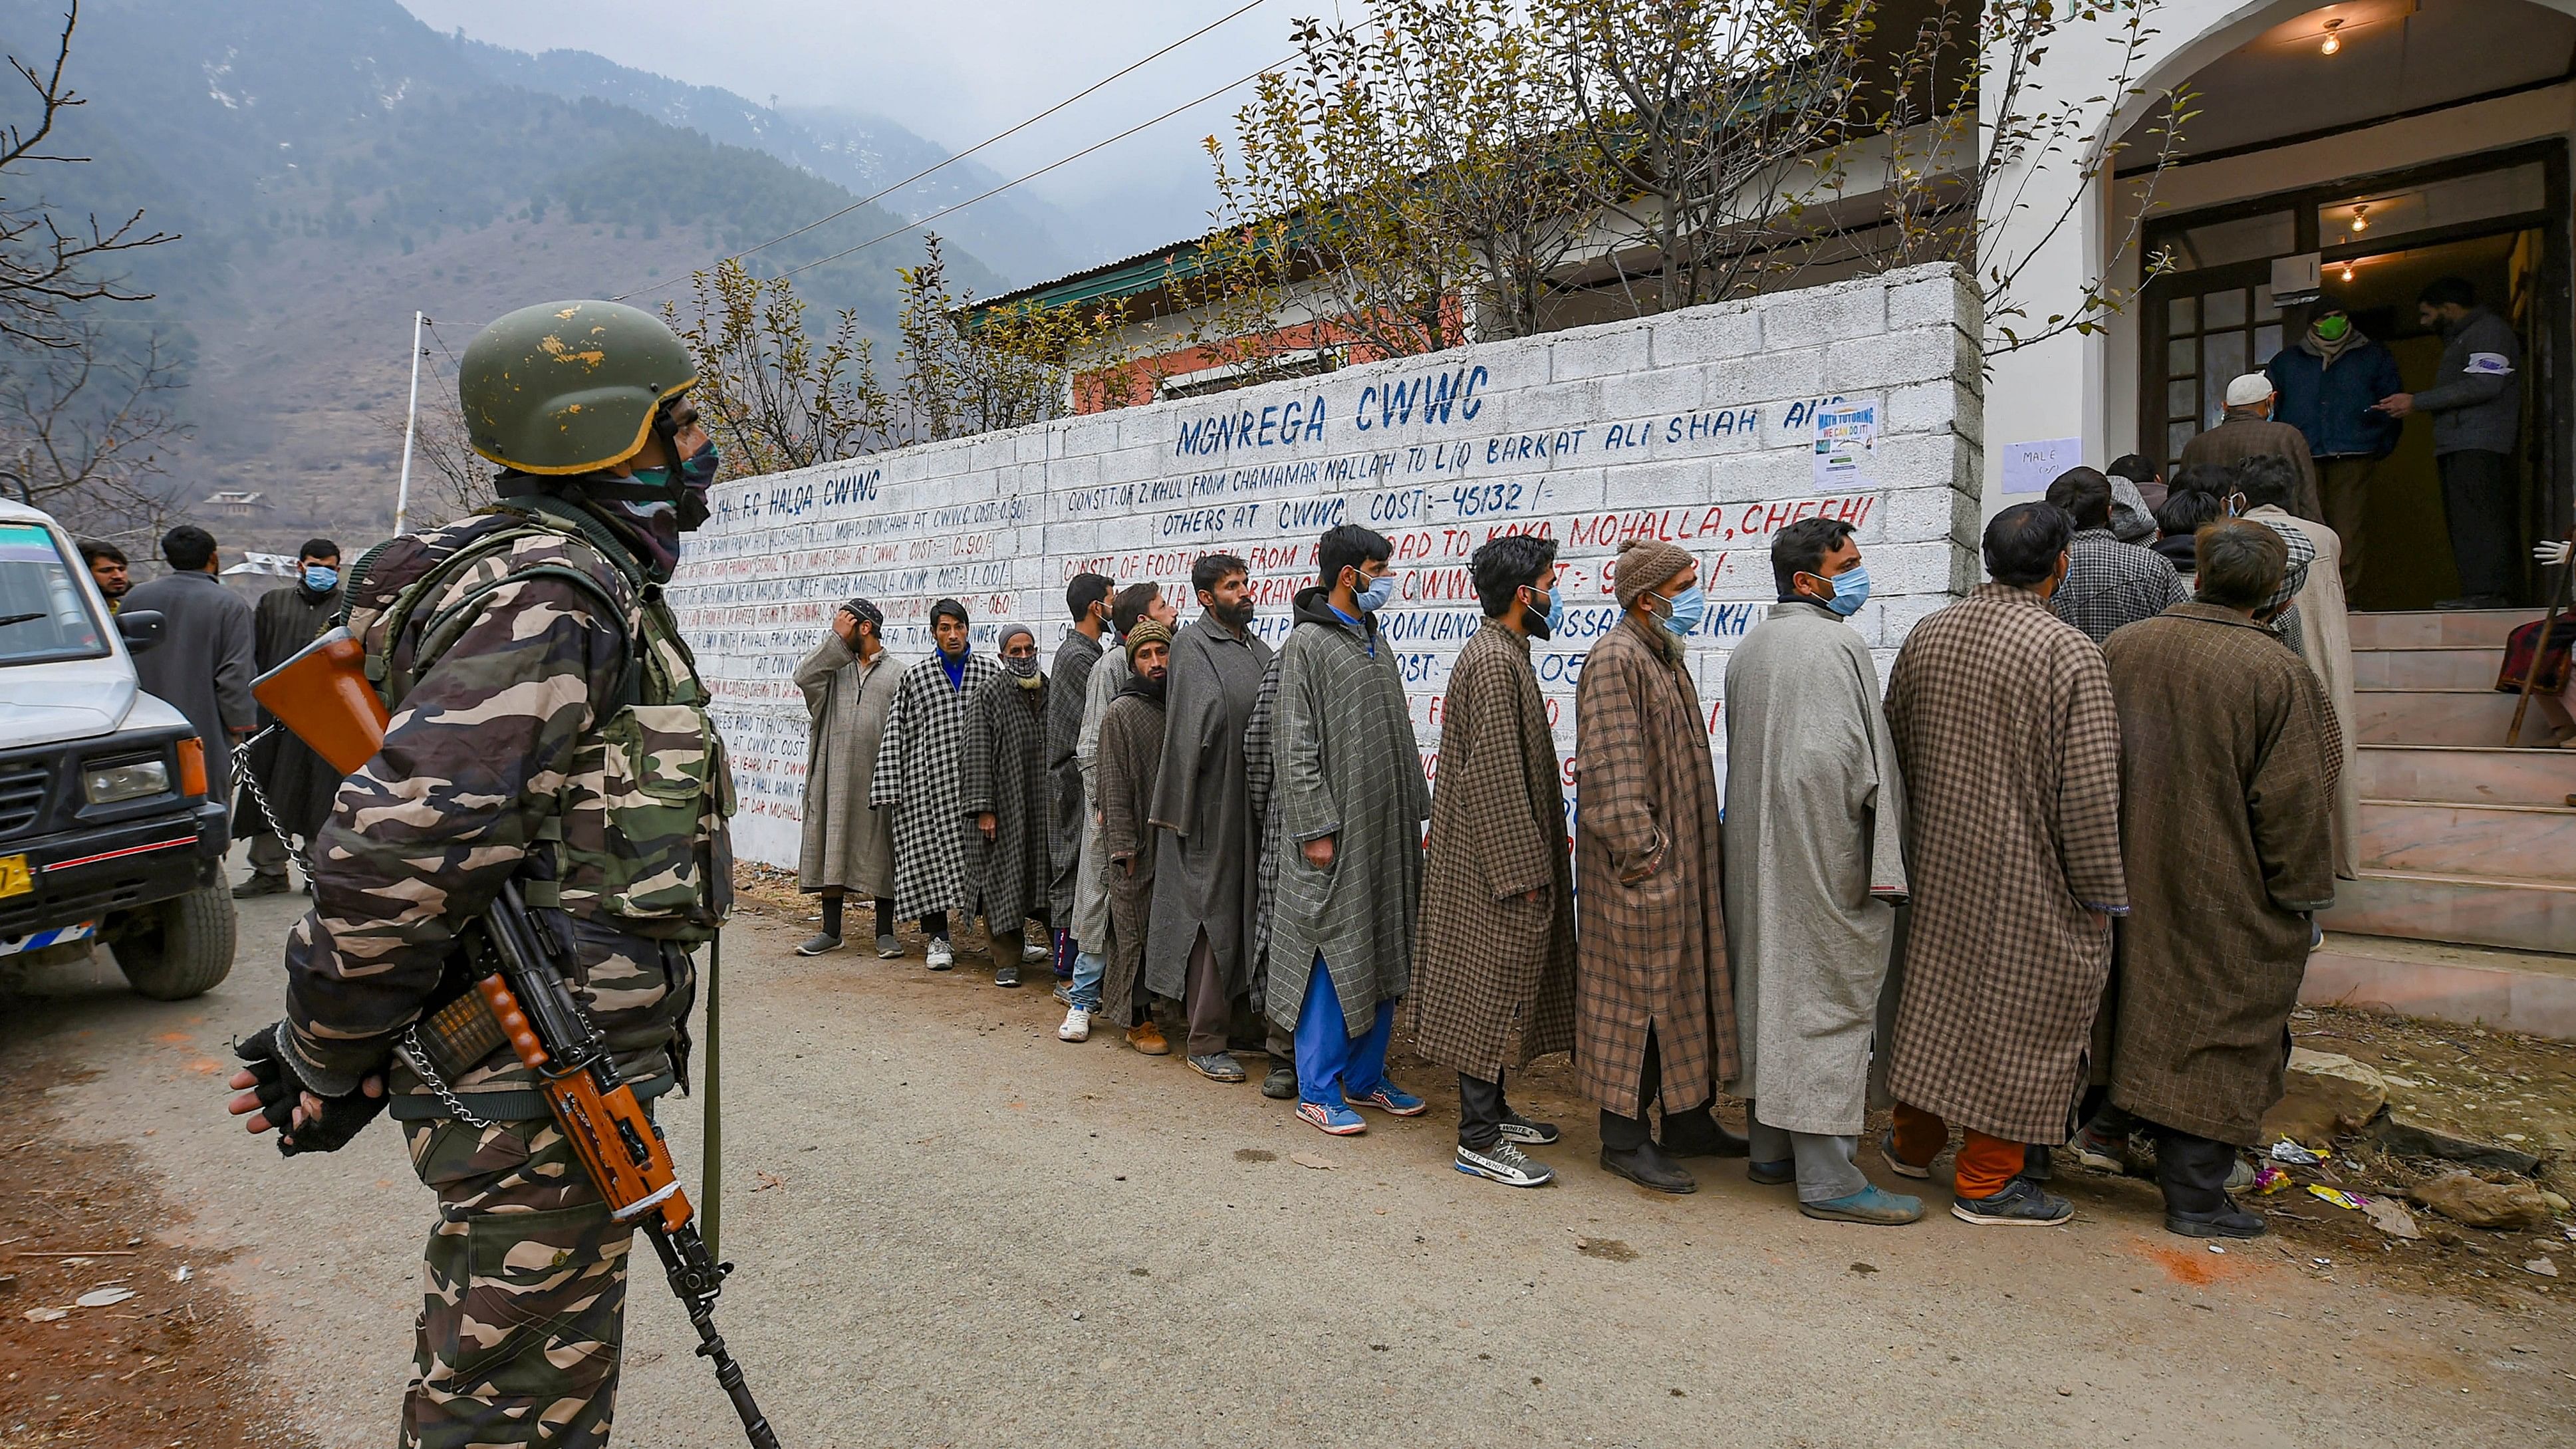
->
[614, 0, 1272, 301]
[769, 56, 1285, 287]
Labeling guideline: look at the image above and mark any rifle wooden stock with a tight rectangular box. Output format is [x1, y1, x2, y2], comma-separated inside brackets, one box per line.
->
[250, 626, 390, 775]
[473, 968, 690, 1232]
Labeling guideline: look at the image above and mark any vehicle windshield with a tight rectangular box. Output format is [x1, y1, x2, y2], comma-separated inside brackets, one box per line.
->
[0, 521, 109, 666]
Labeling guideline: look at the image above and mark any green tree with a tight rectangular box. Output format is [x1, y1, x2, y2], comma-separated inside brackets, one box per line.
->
[672, 239, 1133, 470]
[668, 257, 894, 475]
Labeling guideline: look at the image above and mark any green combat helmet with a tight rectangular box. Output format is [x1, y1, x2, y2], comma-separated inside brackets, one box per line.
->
[459, 299, 697, 475]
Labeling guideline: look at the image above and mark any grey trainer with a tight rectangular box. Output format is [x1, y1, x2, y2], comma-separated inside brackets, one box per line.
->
[1950, 1177, 2074, 1226]
[1456, 1141, 1554, 1188]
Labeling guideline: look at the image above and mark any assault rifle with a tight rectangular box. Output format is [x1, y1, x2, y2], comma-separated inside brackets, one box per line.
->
[247, 628, 780, 1449]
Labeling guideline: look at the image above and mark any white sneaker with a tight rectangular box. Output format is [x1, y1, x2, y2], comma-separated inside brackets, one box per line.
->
[1023, 937, 1051, 965]
[926, 938, 955, 971]
[1057, 1007, 1092, 1043]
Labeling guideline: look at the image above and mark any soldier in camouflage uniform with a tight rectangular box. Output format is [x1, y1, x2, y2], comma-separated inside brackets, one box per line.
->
[226, 299, 731, 1448]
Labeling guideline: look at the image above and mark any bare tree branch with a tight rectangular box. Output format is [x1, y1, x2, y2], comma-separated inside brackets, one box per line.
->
[0, 321, 189, 540]
[0, 3, 180, 352]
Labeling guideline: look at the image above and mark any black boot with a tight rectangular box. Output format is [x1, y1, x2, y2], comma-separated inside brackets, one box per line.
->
[1660, 1107, 1749, 1159]
[1601, 1138, 1697, 1194]
[2166, 1196, 2265, 1239]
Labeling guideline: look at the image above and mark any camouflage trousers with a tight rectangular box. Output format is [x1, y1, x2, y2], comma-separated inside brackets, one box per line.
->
[401, 1116, 634, 1448]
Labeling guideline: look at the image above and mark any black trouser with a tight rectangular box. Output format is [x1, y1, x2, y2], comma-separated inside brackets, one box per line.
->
[816, 892, 895, 940]
[2438, 448, 2519, 598]
[1459, 1071, 1507, 1151]
[1599, 1026, 1718, 1154]
[922, 910, 950, 942]
[1182, 928, 1232, 1058]
[2148, 1121, 2237, 1216]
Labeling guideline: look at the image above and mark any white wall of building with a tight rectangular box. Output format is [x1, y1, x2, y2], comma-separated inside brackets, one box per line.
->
[671, 264, 1984, 869]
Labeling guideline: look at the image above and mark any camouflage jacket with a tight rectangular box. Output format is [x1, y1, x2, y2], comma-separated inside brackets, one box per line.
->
[279, 498, 733, 1117]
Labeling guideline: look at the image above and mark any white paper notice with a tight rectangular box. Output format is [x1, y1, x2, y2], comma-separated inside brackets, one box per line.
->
[1812, 402, 1875, 491]
[1999, 436, 2082, 495]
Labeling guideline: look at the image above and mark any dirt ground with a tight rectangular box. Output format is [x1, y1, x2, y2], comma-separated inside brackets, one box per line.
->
[737, 864, 2576, 1322]
[0, 862, 2569, 1446]
[0, 1037, 283, 1448]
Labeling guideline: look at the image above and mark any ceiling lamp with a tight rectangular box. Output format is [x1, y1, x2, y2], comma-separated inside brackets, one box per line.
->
[2321, 17, 2345, 53]
[2350, 203, 2370, 233]
[2341, 261, 2356, 283]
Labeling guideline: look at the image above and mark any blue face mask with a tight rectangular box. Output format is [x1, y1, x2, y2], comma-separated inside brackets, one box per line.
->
[1811, 564, 1870, 617]
[301, 564, 338, 593]
[1655, 584, 1707, 638]
[1352, 569, 1395, 614]
[1524, 583, 1565, 640]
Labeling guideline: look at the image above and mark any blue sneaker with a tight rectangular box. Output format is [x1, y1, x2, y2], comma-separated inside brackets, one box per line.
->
[1799, 1184, 1924, 1224]
[1297, 1099, 1366, 1135]
[1352, 1081, 1427, 1117]
[1747, 1159, 1797, 1187]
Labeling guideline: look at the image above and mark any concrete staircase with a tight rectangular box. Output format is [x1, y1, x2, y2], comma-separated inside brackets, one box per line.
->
[2309, 608, 2576, 1037]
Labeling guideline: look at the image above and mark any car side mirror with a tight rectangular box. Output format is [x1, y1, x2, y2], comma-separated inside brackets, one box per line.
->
[117, 608, 164, 654]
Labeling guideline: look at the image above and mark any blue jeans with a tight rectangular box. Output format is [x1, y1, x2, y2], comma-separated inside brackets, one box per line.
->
[1069, 950, 1104, 1013]
[1294, 954, 1393, 1109]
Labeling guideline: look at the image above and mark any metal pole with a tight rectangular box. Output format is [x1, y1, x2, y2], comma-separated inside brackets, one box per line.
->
[393, 310, 425, 536]
[704, 932, 722, 1261]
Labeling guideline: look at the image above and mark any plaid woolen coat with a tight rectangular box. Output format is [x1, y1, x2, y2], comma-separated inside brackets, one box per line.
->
[2051, 529, 2189, 645]
[1882, 584, 2128, 1144]
[1240, 650, 1285, 1015]
[960, 670, 1051, 932]
[1406, 621, 1577, 1081]
[1260, 590, 1430, 1036]
[871, 652, 1001, 920]
[1571, 614, 1734, 1119]
[2102, 606, 2341, 1144]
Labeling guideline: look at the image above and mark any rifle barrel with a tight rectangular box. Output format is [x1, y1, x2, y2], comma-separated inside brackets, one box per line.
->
[646, 1220, 781, 1448]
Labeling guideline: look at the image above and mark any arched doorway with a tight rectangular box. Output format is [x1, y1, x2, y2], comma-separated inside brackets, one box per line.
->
[2115, 0, 2576, 608]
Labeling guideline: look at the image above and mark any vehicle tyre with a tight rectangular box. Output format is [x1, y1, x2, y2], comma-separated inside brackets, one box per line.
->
[110, 883, 237, 1000]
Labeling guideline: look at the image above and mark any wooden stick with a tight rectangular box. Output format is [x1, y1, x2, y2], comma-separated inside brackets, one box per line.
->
[2507, 530, 2573, 745]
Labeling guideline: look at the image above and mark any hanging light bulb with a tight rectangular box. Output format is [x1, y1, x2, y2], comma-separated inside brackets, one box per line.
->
[2341, 261, 2356, 283]
[2321, 18, 2345, 54]
[2350, 203, 2370, 234]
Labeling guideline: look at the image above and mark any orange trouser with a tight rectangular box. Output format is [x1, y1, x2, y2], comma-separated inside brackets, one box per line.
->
[1892, 1102, 2027, 1200]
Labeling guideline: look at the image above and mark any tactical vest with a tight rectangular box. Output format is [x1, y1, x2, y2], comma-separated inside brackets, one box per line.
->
[339, 499, 735, 936]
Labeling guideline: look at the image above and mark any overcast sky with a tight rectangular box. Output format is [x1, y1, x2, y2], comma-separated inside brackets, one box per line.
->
[397, 0, 1334, 265]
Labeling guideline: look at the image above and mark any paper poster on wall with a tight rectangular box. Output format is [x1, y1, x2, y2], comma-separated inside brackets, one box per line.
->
[1999, 436, 2082, 495]
[1811, 402, 1875, 491]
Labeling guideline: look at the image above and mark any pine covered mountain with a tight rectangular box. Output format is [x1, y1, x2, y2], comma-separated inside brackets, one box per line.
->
[0, 0, 1027, 545]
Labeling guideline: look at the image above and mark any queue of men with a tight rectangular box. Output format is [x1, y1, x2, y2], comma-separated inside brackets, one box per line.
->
[795, 492, 2348, 1242]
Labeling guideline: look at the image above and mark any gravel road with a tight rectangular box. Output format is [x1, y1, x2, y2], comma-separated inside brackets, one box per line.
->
[13, 884, 2573, 1448]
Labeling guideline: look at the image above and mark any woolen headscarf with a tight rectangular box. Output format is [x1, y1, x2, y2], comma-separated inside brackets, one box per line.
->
[1123, 617, 1172, 664]
[1613, 537, 1693, 608]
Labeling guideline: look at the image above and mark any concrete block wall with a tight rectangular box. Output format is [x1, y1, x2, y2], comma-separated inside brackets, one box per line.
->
[668, 262, 1985, 866]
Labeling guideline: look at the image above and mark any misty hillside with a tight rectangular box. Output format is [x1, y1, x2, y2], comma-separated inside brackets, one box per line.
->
[0, 0, 1021, 551]
[448, 39, 1085, 287]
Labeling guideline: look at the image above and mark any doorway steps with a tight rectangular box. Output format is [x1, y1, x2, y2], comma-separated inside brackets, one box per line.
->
[2311, 608, 2576, 1037]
